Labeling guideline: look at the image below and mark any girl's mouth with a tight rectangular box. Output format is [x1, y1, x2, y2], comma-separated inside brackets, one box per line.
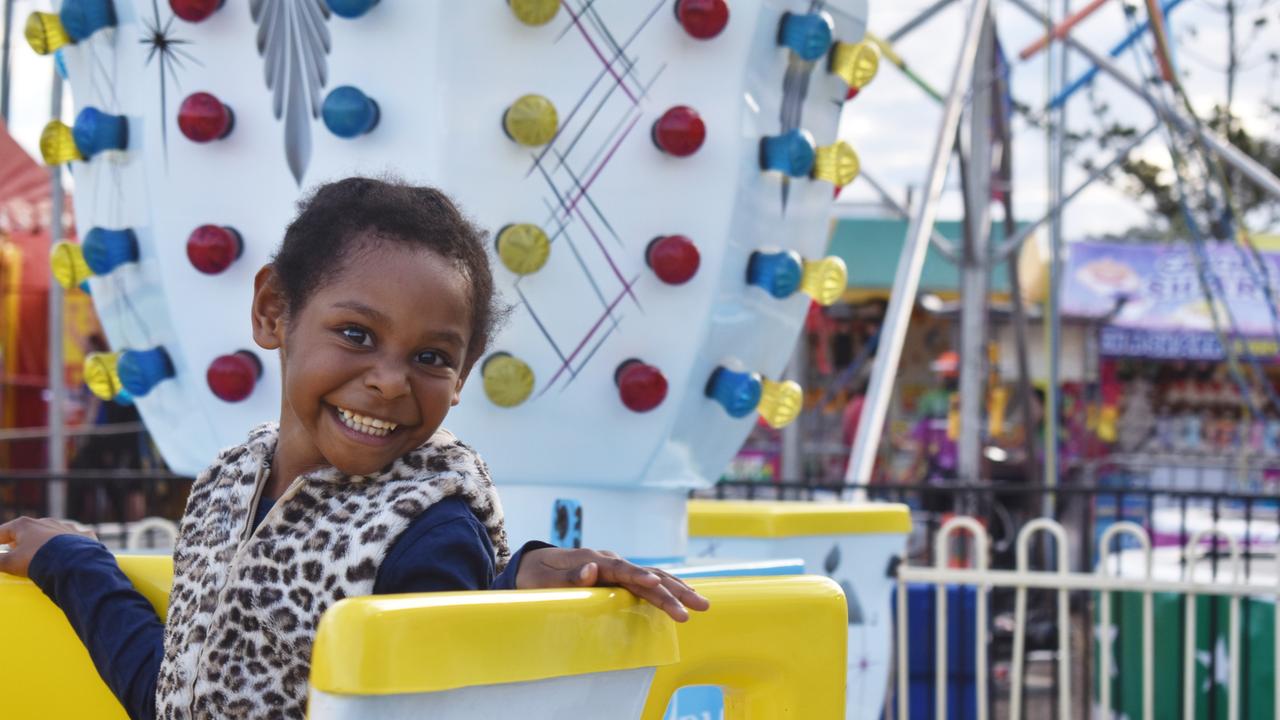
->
[328, 404, 401, 445]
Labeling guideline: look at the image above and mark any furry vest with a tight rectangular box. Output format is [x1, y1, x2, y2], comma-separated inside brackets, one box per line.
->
[154, 423, 508, 719]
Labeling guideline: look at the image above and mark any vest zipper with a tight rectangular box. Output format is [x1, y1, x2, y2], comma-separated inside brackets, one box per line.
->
[239, 460, 272, 548]
[186, 460, 309, 718]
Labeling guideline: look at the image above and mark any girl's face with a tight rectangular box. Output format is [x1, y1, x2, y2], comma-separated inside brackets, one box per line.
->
[252, 236, 473, 476]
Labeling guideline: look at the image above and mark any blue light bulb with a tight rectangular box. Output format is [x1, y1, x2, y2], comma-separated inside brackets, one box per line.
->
[705, 367, 764, 418]
[114, 388, 135, 406]
[72, 107, 128, 159]
[59, 0, 117, 42]
[82, 228, 139, 274]
[322, 86, 380, 138]
[118, 347, 175, 398]
[777, 11, 833, 62]
[327, 0, 379, 18]
[759, 129, 816, 177]
[746, 250, 804, 299]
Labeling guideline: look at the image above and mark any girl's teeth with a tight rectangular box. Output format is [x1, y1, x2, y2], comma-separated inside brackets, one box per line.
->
[337, 407, 397, 436]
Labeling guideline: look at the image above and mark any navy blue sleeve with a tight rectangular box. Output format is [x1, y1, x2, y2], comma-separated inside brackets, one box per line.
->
[373, 497, 553, 594]
[27, 534, 163, 720]
[492, 541, 555, 590]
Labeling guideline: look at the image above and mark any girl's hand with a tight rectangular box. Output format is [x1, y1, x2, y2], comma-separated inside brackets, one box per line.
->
[515, 547, 710, 622]
[0, 517, 98, 579]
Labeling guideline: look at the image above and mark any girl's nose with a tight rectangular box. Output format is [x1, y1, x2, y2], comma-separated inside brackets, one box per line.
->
[363, 360, 411, 399]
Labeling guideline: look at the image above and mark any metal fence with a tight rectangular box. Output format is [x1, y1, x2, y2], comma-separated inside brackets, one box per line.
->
[0, 471, 192, 548]
[699, 477, 1280, 719]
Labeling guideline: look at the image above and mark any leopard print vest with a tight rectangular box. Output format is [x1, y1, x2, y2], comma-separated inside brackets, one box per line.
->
[154, 422, 508, 719]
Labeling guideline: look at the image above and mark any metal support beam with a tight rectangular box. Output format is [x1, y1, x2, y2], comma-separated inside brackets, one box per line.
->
[996, 123, 1161, 260]
[845, 0, 992, 485]
[1046, 0, 1069, 496]
[780, 337, 807, 481]
[957, 9, 996, 484]
[860, 169, 959, 262]
[1009, 0, 1280, 202]
[47, 68, 66, 518]
[992, 32, 1039, 489]
[1, 0, 14, 123]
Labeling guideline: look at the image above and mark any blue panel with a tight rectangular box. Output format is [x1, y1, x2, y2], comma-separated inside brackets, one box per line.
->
[549, 499, 583, 549]
[892, 583, 979, 720]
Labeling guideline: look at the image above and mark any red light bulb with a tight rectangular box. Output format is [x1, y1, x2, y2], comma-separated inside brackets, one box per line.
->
[178, 92, 234, 142]
[675, 0, 729, 40]
[187, 225, 243, 274]
[170, 0, 224, 22]
[207, 351, 262, 402]
[646, 235, 700, 285]
[615, 359, 668, 413]
[652, 106, 706, 157]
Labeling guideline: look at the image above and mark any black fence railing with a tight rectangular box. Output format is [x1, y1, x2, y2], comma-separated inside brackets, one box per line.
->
[0, 471, 194, 530]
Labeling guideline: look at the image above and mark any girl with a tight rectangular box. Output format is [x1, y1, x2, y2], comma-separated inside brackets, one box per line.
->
[0, 177, 707, 720]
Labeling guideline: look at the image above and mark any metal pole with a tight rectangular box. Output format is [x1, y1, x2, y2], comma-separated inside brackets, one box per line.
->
[1, 0, 14, 123]
[1045, 0, 1069, 499]
[993, 38, 1039, 489]
[996, 123, 1161, 260]
[957, 9, 996, 485]
[1009, 0, 1280, 201]
[47, 69, 66, 518]
[781, 336, 806, 482]
[845, 0, 992, 485]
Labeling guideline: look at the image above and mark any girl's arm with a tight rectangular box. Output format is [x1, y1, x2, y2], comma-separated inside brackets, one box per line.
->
[25, 533, 164, 720]
[373, 496, 549, 594]
[374, 499, 708, 620]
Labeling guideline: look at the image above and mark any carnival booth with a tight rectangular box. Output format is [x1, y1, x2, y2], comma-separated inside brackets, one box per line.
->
[1063, 241, 1280, 540]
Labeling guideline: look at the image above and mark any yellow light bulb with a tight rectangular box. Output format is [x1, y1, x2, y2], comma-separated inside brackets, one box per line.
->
[759, 378, 804, 429]
[829, 41, 880, 89]
[503, 94, 559, 147]
[25, 12, 70, 56]
[50, 241, 92, 289]
[812, 141, 860, 187]
[800, 256, 848, 306]
[482, 353, 535, 408]
[509, 0, 559, 26]
[496, 223, 551, 275]
[84, 351, 122, 401]
[40, 120, 83, 165]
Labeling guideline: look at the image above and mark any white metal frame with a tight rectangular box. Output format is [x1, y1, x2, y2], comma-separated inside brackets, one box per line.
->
[893, 516, 1280, 720]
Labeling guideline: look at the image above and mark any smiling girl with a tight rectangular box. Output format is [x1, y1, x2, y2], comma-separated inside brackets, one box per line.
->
[0, 177, 707, 720]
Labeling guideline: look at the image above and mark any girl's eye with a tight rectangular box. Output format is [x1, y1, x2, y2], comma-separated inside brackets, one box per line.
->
[341, 327, 372, 346]
[417, 350, 448, 367]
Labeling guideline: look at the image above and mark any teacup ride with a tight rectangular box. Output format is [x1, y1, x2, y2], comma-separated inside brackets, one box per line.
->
[14, 0, 903, 716]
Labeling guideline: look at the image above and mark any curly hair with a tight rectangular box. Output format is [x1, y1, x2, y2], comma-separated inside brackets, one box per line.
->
[272, 176, 504, 369]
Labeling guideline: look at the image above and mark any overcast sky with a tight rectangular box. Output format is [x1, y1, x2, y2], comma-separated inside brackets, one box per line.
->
[4, 0, 1277, 241]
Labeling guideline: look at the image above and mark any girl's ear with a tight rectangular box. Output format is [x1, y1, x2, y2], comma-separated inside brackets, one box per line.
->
[450, 366, 470, 407]
[251, 264, 287, 351]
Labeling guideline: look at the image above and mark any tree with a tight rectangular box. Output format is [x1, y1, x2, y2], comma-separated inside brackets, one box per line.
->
[1071, 1, 1280, 239]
